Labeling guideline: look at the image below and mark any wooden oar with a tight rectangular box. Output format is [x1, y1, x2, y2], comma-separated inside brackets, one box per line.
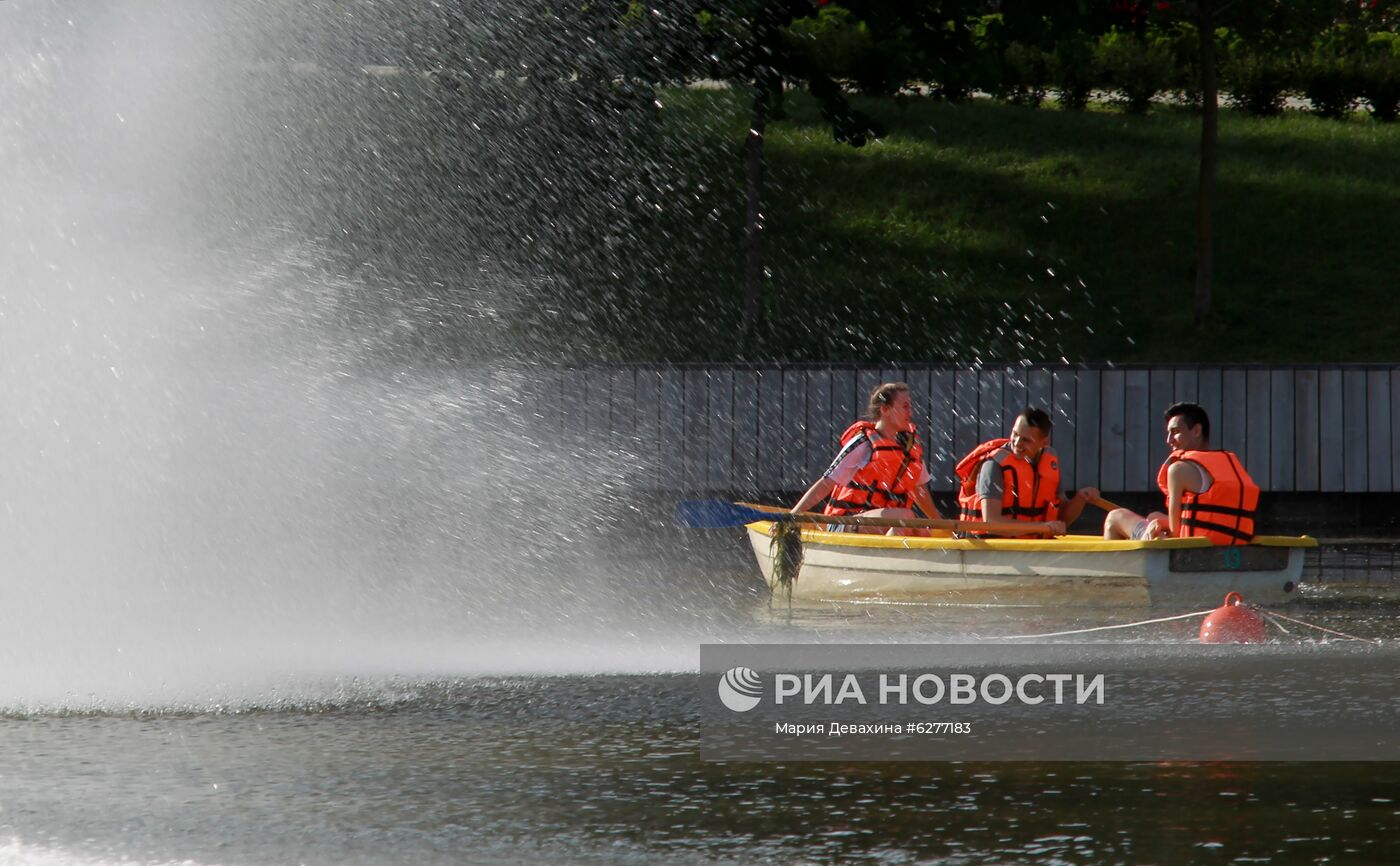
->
[1063, 491, 1127, 513]
[675, 500, 1058, 536]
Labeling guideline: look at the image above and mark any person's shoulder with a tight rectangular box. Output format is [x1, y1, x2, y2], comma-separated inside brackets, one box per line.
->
[974, 456, 1008, 484]
[1167, 458, 1207, 486]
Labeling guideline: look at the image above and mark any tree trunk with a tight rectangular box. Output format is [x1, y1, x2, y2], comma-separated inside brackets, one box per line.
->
[1194, 0, 1218, 326]
[742, 76, 768, 338]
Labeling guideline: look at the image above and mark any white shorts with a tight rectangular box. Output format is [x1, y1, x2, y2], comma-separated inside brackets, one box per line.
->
[1130, 518, 1158, 541]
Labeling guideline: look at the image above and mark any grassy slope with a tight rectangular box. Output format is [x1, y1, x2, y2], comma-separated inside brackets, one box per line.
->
[651, 89, 1400, 363]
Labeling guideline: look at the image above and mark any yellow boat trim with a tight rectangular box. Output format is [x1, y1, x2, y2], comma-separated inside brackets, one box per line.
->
[746, 521, 1317, 551]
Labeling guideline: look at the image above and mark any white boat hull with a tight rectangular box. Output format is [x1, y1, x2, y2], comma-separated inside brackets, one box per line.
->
[745, 522, 1314, 607]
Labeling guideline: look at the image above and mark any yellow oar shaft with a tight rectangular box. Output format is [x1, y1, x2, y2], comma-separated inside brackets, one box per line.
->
[737, 502, 1055, 536]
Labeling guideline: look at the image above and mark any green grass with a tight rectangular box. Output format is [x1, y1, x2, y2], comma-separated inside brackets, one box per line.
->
[638, 89, 1400, 363]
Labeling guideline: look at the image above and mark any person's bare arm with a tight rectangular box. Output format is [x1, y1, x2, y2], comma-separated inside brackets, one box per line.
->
[792, 477, 836, 514]
[911, 484, 943, 520]
[1058, 486, 1101, 526]
[980, 498, 1003, 523]
[1165, 461, 1201, 535]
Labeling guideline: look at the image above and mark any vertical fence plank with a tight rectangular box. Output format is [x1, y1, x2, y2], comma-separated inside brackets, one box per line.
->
[1270, 370, 1295, 492]
[954, 370, 979, 462]
[1149, 369, 1174, 472]
[1295, 369, 1320, 492]
[1368, 370, 1391, 493]
[1246, 369, 1271, 486]
[729, 369, 757, 493]
[1219, 369, 1246, 457]
[657, 367, 685, 490]
[929, 369, 956, 490]
[557, 366, 586, 443]
[1392, 368, 1400, 492]
[1076, 369, 1101, 489]
[706, 369, 734, 491]
[1195, 368, 1220, 446]
[631, 368, 660, 489]
[1099, 370, 1126, 492]
[781, 368, 809, 491]
[824, 366, 857, 487]
[1028, 368, 1052, 415]
[1002, 366, 1028, 422]
[522, 365, 561, 448]
[1388, 369, 1400, 495]
[1174, 368, 1199, 404]
[755, 368, 784, 490]
[610, 367, 637, 445]
[1319, 369, 1344, 492]
[978, 368, 1004, 443]
[1052, 369, 1078, 488]
[804, 369, 833, 483]
[906, 366, 931, 456]
[906, 367, 931, 433]
[856, 369, 882, 411]
[1344, 370, 1368, 492]
[682, 369, 710, 491]
[585, 367, 611, 439]
[831, 367, 857, 438]
[1124, 370, 1151, 491]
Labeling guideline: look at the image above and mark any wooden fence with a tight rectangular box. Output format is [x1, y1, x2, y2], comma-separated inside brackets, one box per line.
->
[513, 364, 1400, 494]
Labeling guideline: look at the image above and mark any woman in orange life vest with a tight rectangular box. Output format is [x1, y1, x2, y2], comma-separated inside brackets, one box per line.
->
[790, 382, 944, 536]
[1103, 402, 1260, 545]
[955, 407, 1099, 537]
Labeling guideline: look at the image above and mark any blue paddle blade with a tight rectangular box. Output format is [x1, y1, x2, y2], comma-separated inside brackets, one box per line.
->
[674, 500, 771, 529]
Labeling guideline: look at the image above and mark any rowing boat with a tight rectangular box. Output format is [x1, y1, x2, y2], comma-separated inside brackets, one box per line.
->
[744, 521, 1317, 607]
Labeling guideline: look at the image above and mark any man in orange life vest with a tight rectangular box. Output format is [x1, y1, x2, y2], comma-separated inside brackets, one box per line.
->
[956, 408, 1100, 537]
[791, 382, 943, 534]
[1103, 402, 1260, 545]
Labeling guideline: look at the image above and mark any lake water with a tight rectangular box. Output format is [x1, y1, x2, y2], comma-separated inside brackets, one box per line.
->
[3, 540, 1399, 866]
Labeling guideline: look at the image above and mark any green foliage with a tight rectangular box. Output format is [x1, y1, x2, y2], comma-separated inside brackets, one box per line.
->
[1154, 19, 1203, 101]
[635, 90, 1400, 364]
[1356, 51, 1400, 121]
[1050, 34, 1097, 111]
[1002, 42, 1052, 108]
[1224, 50, 1291, 117]
[1298, 53, 1357, 119]
[1367, 31, 1400, 58]
[1095, 30, 1175, 114]
[784, 6, 877, 82]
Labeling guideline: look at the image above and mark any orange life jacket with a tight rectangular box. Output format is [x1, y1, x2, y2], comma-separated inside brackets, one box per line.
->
[955, 438, 1061, 533]
[1156, 449, 1258, 545]
[822, 421, 925, 516]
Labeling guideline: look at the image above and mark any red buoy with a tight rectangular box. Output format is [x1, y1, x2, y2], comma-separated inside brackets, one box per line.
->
[1199, 592, 1267, 644]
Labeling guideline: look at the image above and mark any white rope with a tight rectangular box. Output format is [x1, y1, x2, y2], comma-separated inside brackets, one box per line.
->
[1258, 608, 1381, 644]
[988, 608, 1215, 640]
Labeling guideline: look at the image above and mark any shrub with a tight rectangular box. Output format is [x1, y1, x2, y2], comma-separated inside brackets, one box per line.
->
[1002, 42, 1051, 108]
[1095, 31, 1175, 115]
[1299, 54, 1357, 119]
[1225, 51, 1290, 117]
[1051, 35, 1097, 111]
[1356, 52, 1400, 122]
